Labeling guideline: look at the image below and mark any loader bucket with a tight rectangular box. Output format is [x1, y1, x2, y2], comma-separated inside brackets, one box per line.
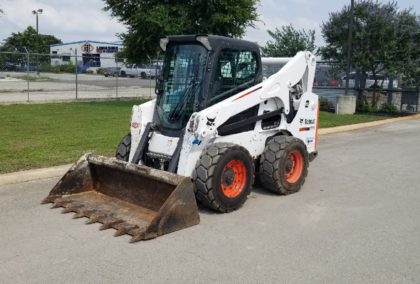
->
[42, 154, 200, 242]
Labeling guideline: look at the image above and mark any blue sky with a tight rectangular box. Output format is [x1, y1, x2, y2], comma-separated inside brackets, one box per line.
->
[0, 0, 418, 46]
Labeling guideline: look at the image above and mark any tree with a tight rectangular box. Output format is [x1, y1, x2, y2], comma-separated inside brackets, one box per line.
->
[393, 12, 420, 88]
[0, 26, 62, 54]
[320, 1, 419, 106]
[104, 0, 259, 63]
[262, 25, 316, 57]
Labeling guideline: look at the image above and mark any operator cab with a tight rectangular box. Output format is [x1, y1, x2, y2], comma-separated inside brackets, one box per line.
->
[155, 35, 262, 137]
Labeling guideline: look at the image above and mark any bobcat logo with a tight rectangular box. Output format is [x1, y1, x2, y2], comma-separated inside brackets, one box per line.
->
[206, 117, 216, 126]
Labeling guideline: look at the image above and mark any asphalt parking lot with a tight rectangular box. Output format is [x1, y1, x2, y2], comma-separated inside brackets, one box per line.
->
[0, 72, 155, 103]
[0, 119, 419, 283]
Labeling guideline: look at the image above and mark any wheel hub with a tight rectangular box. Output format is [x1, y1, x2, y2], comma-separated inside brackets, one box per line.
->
[220, 160, 247, 198]
[222, 169, 235, 186]
[285, 160, 293, 172]
[284, 150, 304, 184]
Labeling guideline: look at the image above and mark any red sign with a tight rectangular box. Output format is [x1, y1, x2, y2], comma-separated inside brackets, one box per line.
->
[81, 44, 94, 53]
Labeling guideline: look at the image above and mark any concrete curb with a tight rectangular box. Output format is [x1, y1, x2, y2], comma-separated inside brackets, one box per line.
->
[1, 114, 419, 187]
[0, 164, 72, 187]
[318, 113, 420, 135]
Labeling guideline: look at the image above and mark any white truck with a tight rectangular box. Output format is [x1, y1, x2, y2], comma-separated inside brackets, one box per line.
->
[120, 63, 160, 79]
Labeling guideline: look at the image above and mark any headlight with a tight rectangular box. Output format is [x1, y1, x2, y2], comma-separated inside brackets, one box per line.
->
[188, 113, 200, 133]
[130, 106, 142, 131]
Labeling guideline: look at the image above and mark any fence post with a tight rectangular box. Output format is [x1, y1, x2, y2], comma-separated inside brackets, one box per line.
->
[75, 49, 78, 100]
[115, 57, 118, 98]
[149, 57, 152, 99]
[24, 48, 30, 102]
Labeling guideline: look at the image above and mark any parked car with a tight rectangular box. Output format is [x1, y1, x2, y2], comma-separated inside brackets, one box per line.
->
[1, 62, 19, 71]
[103, 67, 121, 77]
[313, 78, 341, 87]
[120, 64, 161, 79]
[15, 63, 40, 72]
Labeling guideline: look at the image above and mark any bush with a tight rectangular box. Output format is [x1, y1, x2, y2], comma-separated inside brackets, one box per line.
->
[96, 68, 105, 75]
[319, 97, 334, 112]
[38, 62, 75, 73]
[379, 102, 398, 113]
[356, 98, 377, 113]
[61, 64, 76, 73]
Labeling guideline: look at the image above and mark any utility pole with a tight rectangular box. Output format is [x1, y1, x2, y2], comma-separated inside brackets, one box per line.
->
[345, 0, 354, 95]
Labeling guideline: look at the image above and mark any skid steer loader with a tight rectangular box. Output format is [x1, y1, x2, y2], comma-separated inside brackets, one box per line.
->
[43, 35, 319, 242]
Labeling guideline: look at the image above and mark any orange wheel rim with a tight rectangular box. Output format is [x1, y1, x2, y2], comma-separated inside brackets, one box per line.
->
[284, 150, 303, 183]
[220, 160, 247, 198]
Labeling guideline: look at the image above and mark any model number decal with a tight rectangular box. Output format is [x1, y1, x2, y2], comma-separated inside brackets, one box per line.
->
[300, 118, 316, 125]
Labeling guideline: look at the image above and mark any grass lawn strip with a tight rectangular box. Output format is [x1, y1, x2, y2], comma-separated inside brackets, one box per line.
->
[0, 100, 387, 174]
[318, 111, 388, 128]
[0, 100, 144, 173]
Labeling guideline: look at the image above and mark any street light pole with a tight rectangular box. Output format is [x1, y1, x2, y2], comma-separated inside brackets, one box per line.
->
[32, 9, 43, 76]
[32, 9, 43, 34]
[345, 0, 354, 96]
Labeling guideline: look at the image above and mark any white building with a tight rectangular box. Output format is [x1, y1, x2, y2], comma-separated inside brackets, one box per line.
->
[50, 40, 124, 71]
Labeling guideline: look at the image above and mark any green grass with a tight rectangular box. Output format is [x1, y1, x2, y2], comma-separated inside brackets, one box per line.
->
[0, 101, 389, 174]
[318, 111, 388, 128]
[0, 100, 145, 174]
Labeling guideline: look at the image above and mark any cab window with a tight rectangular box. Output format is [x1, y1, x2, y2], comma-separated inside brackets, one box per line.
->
[210, 49, 258, 105]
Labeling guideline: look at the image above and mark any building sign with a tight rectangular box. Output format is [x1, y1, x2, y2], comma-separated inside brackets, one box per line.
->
[81, 43, 94, 53]
[96, 46, 119, 53]
[80, 43, 119, 54]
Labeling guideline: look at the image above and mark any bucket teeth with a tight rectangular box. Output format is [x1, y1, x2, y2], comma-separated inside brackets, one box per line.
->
[51, 202, 62, 209]
[72, 209, 93, 219]
[51, 199, 70, 209]
[61, 205, 83, 214]
[129, 228, 147, 243]
[99, 219, 123, 231]
[114, 224, 138, 237]
[130, 233, 146, 243]
[72, 211, 86, 219]
[61, 207, 73, 214]
[86, 214, 103, 225]
[41, 196, 54, 204]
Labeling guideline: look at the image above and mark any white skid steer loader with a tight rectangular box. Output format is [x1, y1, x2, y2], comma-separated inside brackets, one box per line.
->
[43, 35, 319, 242]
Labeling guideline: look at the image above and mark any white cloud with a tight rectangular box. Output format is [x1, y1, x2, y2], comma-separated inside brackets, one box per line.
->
[1, 0, 418, 48]
[0, 0, 127, 43]
[244, 0, 326, 47]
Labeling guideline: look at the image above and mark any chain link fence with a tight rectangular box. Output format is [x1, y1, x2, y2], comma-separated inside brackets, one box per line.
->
[0, 51, 158, 103]
[313, 61, 420, 113]
[1, 52, 419, 113]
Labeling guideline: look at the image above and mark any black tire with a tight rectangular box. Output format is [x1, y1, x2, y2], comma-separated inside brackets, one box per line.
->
[120, 71, 126, 77]
[259, 136, 308, 195]
[115, 133, 131, 161]
[193, 143, 254, 213]
[140, 72, 147, 79]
